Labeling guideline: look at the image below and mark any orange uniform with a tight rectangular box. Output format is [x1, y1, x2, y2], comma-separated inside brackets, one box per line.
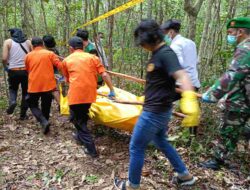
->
[61, 50, 105, 105]
[25, 47, 62, 93]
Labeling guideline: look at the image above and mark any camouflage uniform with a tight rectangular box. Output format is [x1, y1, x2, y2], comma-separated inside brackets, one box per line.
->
[205, 38, 250, 159]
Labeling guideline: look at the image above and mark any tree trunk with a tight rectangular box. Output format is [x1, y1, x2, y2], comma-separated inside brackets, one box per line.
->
[198, 0, 215, 61]
[40, 0, 48, 34]
[184, 0, 204, 40]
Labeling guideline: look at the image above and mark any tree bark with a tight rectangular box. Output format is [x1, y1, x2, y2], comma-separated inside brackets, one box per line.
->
[184, 0, 204, 40]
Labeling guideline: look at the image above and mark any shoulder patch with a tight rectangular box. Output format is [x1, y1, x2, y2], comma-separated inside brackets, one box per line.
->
[147, 63, 155, 72]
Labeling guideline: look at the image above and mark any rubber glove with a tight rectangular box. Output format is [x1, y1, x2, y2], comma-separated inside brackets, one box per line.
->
[180, 91, 200, 127]
[201, 92, 217, 103]
[108, 90, 115, 99]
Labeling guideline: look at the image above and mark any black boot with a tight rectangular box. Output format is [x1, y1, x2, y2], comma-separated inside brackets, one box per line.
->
[82, 143, 98, 158]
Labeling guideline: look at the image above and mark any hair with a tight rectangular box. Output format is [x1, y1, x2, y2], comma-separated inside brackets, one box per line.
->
[76, 29, 89, 41]
[31, 37, 43, 47]
[161, 19, 181, 33]
[134, 19, 164, 46]
[43, 35, 56, 48]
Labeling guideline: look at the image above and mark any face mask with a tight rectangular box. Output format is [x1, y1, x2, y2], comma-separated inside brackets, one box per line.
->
[227, 35, 237, 45]
[164, 35, 172, 45]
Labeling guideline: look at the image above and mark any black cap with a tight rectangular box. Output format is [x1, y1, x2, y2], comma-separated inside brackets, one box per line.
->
[68, 36, 83, 49]
[160, 19, 181, 31]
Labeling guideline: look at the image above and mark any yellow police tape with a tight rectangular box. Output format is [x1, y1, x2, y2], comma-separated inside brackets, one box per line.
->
[60, 85, 144, 132]
[57, 0, 144, 46]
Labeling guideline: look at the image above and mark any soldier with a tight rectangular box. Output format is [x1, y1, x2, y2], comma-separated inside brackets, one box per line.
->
[200, 17, 250, 170]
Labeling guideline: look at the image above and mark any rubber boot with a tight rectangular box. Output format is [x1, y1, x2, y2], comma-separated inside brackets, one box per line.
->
[30, 107, 50, 134]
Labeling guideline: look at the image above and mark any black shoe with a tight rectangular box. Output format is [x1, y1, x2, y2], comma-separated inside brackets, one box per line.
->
[199, 159, 224, 170]
[72, 132, 82, 145]
[6, 103, 17, 114]
[82, 143, 98, 158]
[20, 114, 28, 120]
[41, 123, 50, 135]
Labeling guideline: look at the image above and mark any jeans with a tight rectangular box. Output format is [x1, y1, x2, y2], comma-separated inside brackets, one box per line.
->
[8, 70, 28, 116]
[128, 108, 189, 188]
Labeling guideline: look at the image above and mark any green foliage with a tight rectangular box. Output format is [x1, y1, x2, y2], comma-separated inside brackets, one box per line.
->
[85, 174, 99, 184]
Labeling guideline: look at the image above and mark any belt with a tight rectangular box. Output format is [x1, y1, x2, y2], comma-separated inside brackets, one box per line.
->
[10, 67, 26, 71]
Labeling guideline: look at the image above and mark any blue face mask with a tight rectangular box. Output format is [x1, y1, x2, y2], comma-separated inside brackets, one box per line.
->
[227, 35, 237, 45]
[164, 35, 172, 45]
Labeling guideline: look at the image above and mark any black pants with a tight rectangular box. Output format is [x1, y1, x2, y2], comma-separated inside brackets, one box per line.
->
[70, 104, 94, 145]
[8, 70, 28, 115]
[27, 91, 53, 125]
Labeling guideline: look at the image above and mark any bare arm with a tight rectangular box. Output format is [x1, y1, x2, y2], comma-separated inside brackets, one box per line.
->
[101, 72, 114, 91]
[172, 69, 194, 91]
[26, 40, 32, 51]
[2, 39, 11, 66]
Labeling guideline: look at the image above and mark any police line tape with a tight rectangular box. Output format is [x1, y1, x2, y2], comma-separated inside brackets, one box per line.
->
[57, 0, 144, 46]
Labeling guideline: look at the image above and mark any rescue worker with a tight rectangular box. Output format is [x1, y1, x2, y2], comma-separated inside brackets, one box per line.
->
[25, 37, 62, 134]
[200, 17, 250, 170]
[61, 36, 115, 158]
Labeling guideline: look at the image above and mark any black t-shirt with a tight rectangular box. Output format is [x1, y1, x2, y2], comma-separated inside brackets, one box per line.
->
[143, 45, 182, 113]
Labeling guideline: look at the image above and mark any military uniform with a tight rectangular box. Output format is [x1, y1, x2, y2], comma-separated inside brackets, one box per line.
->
[203, 17, 250, 161]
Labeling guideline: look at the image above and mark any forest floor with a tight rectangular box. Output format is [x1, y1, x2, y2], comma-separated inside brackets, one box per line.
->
[0, 76, 249, 190]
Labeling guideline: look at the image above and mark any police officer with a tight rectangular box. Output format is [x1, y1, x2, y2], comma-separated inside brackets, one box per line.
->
[200, 17, 250, 170]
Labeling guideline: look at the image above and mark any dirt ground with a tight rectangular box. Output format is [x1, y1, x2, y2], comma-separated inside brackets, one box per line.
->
[0, 77, 249, 190]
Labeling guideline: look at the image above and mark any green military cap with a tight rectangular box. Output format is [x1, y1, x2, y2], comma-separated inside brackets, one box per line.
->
[227, 17, 250, 29]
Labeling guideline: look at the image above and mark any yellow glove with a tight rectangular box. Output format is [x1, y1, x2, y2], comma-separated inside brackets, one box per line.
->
[180, 91, 200, 127]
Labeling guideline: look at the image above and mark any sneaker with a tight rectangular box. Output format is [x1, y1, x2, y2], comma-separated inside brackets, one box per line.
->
[173, 174, 197, 186]
[6, 103, 17, 114]
[114, 178, 138, 190]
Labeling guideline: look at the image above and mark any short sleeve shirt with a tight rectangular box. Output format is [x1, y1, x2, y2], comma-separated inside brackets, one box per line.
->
[25, 47, 62, 93]
[84, 42, 95, 53]
[61, 50, 105, 105]
[143, 45, 183, 113]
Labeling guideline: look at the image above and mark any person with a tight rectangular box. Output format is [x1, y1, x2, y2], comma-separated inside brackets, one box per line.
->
[161, 19, 201, 135]
[76, 29, 95, 53]
[61, 36, 115, 158]
[2, 28, 32, 120]
[93, 32, 109, 68]
[25, 37, 62, 134]
[89, 49, 104, 86]
[200, 17, 250, 170]
[43, 35, 63, 106]
[114, 19, 200, 189]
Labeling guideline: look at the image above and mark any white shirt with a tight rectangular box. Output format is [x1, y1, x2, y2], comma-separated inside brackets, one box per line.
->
[8, 40, 29, 69]
[170, 34, 200, 88]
